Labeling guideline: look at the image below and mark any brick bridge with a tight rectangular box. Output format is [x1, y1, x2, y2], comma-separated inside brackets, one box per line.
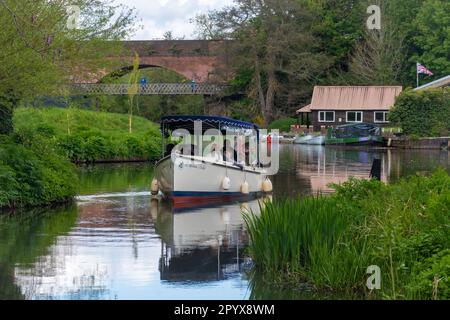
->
[78, 40, 232, 84]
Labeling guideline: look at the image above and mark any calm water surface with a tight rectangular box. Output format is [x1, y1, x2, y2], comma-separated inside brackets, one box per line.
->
[1, 145, 449, 300]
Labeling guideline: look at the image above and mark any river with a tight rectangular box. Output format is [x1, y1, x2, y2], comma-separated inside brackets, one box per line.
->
[0, 145, 449, 300]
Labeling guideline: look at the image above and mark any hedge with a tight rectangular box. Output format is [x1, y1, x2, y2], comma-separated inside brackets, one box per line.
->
[268, 117, 298, 133]
[389, 88, 450, 137]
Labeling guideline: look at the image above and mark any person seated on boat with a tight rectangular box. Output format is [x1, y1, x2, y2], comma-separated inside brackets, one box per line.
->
[203, 142, 222, 162]
[222, 138, 245, 170]
[234, 136, 247, 165]
[223, 139, 238, 163]
[244, 141, 258, 167]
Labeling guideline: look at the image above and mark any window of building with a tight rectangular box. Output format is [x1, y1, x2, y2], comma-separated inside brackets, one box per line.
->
[318, 111, 335, 122]
[346, 111, 363, 123]
[374, 111, 389, 123]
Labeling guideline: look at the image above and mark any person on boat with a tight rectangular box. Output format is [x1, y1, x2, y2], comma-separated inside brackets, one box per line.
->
[223, 139, 238, 163]
[244, 142, 250, 165]
[204, 141, 221, 162]
[234, 136, 246, 164]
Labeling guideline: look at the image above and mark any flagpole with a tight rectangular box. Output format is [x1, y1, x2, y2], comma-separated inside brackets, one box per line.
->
[416, 62, 419, 88]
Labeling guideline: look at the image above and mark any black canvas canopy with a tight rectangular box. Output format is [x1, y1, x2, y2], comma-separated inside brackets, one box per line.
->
[160, 115, 259, 136]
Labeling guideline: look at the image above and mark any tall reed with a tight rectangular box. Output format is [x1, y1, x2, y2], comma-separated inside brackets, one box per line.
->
[244, 170, 450, 299]
[244, 196, 368, 290]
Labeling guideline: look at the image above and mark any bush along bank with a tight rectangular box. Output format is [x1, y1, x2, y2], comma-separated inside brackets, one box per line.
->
[268, 118, 298, 133]
[244, 170, 450, 299]
[0, 134, 77, 210]
[389, 88, 450, 138]
[14, 107, 162, 163]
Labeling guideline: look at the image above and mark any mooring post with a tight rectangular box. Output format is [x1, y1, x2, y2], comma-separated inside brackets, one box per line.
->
[370, 159, 382, 181]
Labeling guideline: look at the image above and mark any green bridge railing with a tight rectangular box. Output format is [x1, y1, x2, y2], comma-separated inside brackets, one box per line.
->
[71, 83, 228, 95]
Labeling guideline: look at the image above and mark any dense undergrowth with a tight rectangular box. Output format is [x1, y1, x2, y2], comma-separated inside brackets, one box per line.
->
[0, 134, 76, 209]
[244, 170, 450, 299]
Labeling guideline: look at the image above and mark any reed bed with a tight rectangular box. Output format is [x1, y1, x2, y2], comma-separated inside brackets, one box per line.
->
[244, 170, 450, 299]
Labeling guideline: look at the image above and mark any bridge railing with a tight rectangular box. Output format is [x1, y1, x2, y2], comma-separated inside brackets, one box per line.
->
[71, 83, 228, 95]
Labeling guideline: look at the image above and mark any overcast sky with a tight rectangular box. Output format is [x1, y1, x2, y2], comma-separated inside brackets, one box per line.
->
[115, 0, 235, 40]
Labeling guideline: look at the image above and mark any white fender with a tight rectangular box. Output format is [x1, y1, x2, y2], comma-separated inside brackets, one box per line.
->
[151, 178, 159, 195]
[262, 178, 273, 193]
[222, 176, 231, 190]
[240, 181, 249, 194]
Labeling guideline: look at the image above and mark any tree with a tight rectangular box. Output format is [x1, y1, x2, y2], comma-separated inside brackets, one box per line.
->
[163, 31, 174, 40]
[310, 0, 365, 72]
[346, 0, 408, 85]
[411, 0, 450, 81]
[195, 0, 332, 126]
[0, 0, 136, 133]
[190, 12, 228, 40]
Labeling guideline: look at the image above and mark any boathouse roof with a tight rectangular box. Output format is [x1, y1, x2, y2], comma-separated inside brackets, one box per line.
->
[297, 86, 403, 112]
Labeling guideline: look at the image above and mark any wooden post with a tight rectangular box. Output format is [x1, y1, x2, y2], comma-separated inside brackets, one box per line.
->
[370, 159, 382, 181]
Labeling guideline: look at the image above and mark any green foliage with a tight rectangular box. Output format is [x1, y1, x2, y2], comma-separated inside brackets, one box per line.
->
[268, 118, 298, 133]
[0, 136, 77, 209]
[389, 88, 450, 137]
[411, 0, 450, 81]
[195, 0, 449, 113]
[244, 197, 366, 290]
[0, 0, 135, 130]
[13, 107, 162, 163]
[407, 249, 450, 300]
[245, 170, 450, 299]
[0, 94, 16, 135]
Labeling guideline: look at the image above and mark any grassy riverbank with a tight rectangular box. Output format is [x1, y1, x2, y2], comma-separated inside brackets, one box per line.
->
[0, 134, 77, 209]
[244, 170, 450, 299]
[14, 107, 162, 163]
[1, 107, 162, 210]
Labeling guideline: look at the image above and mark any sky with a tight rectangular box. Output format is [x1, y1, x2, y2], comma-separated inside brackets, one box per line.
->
[115, 0, 235, 40]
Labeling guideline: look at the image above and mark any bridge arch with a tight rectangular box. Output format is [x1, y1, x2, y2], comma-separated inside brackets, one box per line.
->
[100, 64, 188, 83]
[76, 40, 231, 84]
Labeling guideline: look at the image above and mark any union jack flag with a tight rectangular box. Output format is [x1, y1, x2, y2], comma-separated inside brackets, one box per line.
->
[417, 63, 433, 75]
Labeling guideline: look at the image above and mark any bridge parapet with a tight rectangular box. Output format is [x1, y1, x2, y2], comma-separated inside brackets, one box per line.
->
[122, 40, 227, 57]
[71, 83, 228, 95]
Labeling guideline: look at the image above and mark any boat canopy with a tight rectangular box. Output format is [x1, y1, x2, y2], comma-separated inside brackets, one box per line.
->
[333, 123, 381, 138]
[160, 115, 259, 136]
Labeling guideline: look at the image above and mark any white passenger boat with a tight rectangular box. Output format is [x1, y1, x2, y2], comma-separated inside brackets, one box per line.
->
[152, 116, 274, 208]
[294, 134, 314, 144]
[306, 135, 325, 145]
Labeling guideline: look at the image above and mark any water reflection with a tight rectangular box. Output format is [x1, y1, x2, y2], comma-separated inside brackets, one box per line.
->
[0, 205, 78, 300]
[5, 187, 264, 299]
[0, 146, 449, 300]
[273, 145, 450, 196]
[153, 200, 262, 283]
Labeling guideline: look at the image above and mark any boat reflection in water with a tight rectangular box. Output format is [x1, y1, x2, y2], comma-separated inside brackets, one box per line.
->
[151, 197, 269, 283]
[10, 189, 269, 300]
